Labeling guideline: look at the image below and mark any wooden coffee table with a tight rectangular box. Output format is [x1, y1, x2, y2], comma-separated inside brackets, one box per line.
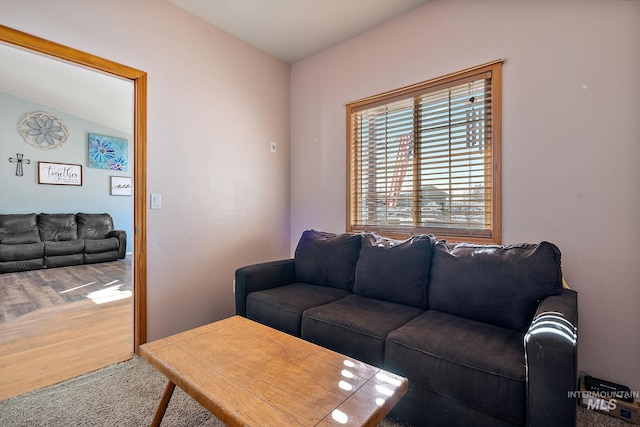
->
[140, 316, 408, 426]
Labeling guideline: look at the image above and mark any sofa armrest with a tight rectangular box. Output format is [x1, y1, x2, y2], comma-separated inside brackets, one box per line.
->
[525, 288, 578, 427]
[108, 230, 127, 259]
[234, 259, 295, 316]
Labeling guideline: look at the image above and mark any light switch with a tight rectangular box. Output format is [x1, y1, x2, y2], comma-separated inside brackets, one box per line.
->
[150, 193, 162, 210]
[270, 141, 277, 153]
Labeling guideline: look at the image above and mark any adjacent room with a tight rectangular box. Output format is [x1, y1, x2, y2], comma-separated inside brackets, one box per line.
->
[0, 39, 136, 399]
[1, 0, 638, 426]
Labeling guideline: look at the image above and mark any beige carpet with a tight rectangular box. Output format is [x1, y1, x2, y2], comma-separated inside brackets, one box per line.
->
[0, 357, 410, 426]
[0, 356, 632, 426]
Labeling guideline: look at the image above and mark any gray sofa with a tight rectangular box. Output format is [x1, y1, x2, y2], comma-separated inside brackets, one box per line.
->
[235, 230, 578, 427]
[0, 213, 126, 273]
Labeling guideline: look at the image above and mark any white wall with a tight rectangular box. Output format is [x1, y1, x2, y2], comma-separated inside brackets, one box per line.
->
[0, 0, 291, 339]
[291, 0, 640, 391]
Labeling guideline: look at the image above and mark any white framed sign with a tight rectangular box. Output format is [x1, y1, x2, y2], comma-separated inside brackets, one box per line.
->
[110, 176, 132, 196]
[38, 162, 82, 186]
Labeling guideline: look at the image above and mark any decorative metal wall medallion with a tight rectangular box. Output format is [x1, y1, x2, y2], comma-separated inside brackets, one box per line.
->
[19, 111, 69, 149]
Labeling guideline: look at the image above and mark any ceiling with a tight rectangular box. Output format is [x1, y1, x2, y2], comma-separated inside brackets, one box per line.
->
[168, 0, 431, 63]
[0, 42, 133, 134]
[0, 1, 429, 134]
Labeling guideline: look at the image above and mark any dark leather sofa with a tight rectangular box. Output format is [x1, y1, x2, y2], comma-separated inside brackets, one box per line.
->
[0, 213, 126, 273]
[235, 230, 578, 427]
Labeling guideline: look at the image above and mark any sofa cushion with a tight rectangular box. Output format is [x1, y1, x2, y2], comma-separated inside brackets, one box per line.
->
[353, 233, 434, 309]
[38, 214, 78, 241]
[0, 214, 41, 244]
[77, 213, 114, 239]
[84, 251, 119, 264]
[44, 239, 84, 256]
[0, 241, 44, 262]
[43, 239, 85, 268]
[45, 253, 85, 268]
[246, 283, 351, 336]
[0, 257, 44, 273]
[428, 240, 563, 332]
[385, 310, 526, 425]
[301, 294, 424, 367]
[84, 236, 119, 254]
[294, 230, 362, 291]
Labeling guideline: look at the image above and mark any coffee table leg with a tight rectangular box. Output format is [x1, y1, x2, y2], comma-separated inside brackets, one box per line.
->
[151, 380, 176, 427]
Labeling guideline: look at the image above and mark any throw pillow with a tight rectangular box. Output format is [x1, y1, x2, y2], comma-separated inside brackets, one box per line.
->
[353, 233, 435, 309]
[294, 230, 363, 291]
[428, 240, 563, 332]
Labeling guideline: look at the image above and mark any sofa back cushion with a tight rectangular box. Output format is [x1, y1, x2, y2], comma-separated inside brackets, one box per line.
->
[38, 214, 78, 241]
[294, 230, 363, 290]
[428, 240, 563, 332]
[77, 213, 114, 239]
[0, 214, 41, 244]
[353, 233, 434, 309]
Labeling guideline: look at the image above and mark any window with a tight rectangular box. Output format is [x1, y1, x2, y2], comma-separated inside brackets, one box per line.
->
[347, 60, 502, 243]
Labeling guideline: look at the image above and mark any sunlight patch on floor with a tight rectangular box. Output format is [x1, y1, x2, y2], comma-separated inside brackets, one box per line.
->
[60, 281, 97, 294]
[87, 285, 132, 304]
[57, 278, 132, 305]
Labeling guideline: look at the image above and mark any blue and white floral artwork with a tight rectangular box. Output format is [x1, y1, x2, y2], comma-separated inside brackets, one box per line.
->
[88, 133, 128, 171]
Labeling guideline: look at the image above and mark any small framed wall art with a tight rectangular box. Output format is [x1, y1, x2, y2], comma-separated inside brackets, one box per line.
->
[110, 176, 132, 196]
[88, 133, 128, 171]
[38, 161, 82, 186]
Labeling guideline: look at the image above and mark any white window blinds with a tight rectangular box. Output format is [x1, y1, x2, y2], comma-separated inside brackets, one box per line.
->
[347, 61, 502, 243]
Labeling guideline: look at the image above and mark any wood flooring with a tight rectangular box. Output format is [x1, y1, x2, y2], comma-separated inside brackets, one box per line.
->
[0, 260, 133, 400]
[0, 258, 132, 323]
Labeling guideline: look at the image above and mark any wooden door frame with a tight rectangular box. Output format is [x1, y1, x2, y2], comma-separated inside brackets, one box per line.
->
[0, 24, 147, 351]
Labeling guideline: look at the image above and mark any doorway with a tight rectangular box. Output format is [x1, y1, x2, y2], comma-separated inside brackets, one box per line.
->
[0, 25, 147, 397]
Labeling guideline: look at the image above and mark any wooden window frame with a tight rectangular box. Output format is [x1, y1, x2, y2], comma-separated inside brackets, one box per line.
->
[346, 60, 503, 244]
